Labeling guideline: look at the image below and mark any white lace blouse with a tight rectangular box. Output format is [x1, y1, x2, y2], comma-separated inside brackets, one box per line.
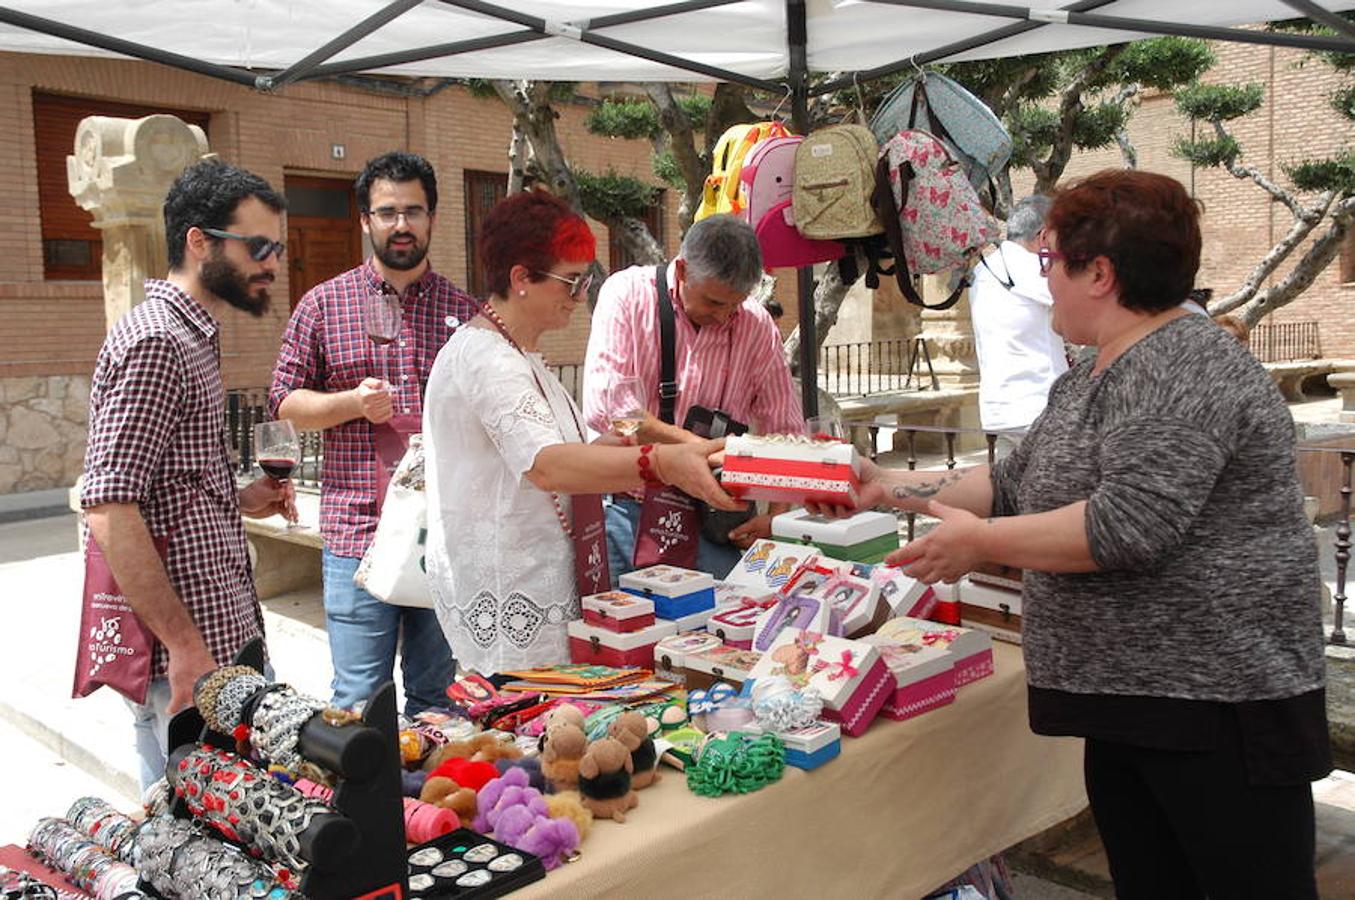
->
[423, 325, 584, 675]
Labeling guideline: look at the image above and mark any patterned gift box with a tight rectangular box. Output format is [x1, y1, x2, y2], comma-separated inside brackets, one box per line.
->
[861, 631, 957, 721]
[708, 599, 775, 649]
[724, 539, 816, 594]
[652, 631, 724, 684]
[875, 616, 994, 688]
[772, 508, 900, 563]
[720, 434, 861, 506]
[581, 590, 656, 633]
[871, 567, 939, 621]
[619, 565, 716, 620]
[567, 618, 677, 669]
[750, 629, 891, 737]
[778, 720, 842, 770]
[680, 643, 764, 691]
[797, 572, 884, 638]
[751, 591, 841, 652]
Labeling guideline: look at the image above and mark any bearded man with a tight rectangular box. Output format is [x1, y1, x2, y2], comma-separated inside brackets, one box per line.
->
[83, 159, 294, 793]
[270, 151, 474, 714]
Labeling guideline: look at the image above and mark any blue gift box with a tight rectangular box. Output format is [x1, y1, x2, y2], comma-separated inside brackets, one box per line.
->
[620, 565, 716, 620]
[779, 721, 841, 771]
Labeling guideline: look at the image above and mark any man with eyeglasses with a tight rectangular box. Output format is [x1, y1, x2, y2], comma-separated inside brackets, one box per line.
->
[82, 159, 295, 795]
[583, 214, 804, 581]
[270, 151, 475, 716]
[969, 194, 1068, 454]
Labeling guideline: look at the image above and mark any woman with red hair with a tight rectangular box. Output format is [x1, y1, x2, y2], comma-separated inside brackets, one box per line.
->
[423, 189, 739, 676]
[822, 170, 1329, 898]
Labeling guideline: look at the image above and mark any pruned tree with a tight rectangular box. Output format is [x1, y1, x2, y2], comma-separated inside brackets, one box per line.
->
[1173, 18, 1355, 327]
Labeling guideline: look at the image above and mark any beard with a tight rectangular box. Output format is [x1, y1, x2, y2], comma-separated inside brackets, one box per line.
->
[202, 251, 271, 317]
[374, 231, 429, 272]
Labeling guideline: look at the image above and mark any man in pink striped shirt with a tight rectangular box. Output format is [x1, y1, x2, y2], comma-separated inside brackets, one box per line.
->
[584, 214, 804, 580]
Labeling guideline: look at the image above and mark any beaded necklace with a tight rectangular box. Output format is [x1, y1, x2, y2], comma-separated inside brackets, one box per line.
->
[478, 300, 581, 538]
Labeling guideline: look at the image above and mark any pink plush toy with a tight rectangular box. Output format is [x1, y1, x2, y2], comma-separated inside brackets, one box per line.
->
[494, 805, 580, 871]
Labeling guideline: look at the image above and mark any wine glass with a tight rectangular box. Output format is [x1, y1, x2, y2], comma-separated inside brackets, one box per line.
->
[607, 376, 646, 440]
[805, 414, 845, 442]
[254, 419, 301, 529]
[363, 290, 402, 388]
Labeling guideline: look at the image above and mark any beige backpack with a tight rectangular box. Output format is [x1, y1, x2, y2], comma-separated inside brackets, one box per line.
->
[792, 125, 883, 240]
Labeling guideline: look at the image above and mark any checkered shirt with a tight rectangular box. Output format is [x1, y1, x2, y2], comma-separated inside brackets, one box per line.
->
[270, 259, 479, 557]
[81, 279, 265, 680]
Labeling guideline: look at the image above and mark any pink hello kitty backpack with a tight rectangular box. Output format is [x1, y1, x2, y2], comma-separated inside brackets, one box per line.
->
[738, 135, 845, 270]
[871, 129, 997, 310]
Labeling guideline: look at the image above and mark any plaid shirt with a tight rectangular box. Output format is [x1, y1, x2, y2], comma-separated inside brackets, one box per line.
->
[82, 279, 265, 680]
[270, 259, 478, 557]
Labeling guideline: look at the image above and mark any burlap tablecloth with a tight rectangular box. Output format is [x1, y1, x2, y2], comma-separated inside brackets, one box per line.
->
[516, 642, 1088, 899]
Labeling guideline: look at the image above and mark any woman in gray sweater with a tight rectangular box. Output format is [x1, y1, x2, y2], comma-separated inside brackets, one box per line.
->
[843, 170, 1330, 898]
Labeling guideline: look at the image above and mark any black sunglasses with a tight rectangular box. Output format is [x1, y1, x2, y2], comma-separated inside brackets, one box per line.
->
[203, 227, 286, 262]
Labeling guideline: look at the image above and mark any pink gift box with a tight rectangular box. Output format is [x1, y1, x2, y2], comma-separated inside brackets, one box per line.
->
[876, 616, 995, 688]
[862, 634, 957, 721]
[750, 629, 890, 737]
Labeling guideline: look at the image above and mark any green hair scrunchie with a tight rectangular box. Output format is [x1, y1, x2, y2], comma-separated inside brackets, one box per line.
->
[686, 732, 785, 797]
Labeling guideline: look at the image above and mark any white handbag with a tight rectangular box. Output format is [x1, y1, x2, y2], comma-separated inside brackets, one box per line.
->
[354, 435, 432, 608]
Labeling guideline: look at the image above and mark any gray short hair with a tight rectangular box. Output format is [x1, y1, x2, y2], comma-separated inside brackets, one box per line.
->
[1006, 195, 1052, 243]
[678, 215, 763, 294]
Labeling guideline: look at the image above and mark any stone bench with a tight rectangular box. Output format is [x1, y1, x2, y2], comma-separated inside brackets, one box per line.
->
[241, 487, 323, 599]
[836, 386, 981, 455]
[1264, 358, 1355, 402]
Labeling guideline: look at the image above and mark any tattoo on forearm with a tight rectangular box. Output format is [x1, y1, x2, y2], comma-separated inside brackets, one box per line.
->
[892, 471, 963, 501]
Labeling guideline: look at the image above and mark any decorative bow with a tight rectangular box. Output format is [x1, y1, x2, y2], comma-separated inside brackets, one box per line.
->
[921, 630, 959, 646]
[812, 650, 859, 682]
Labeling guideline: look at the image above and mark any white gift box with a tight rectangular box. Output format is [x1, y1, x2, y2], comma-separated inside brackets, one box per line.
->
[875, 616, 994, 688]
[772, 508, 899, 562]
[619, 565, 717, 619]
[797, 572, 883, 638]
[751, 591, 841, 652]
[725, 539, 817, 594]
[567, 618, 677, 668]
[750, 629, 891, 736]
[957, 575, 1023, 644]
[871, 567, 939, 620]
[778, 720, 841, 770]
[670, 608, 716, 632]
[681, 643, 764, 690]
[861, 632, 956, 721]
[713, 580, 776, 610]
[709, 601, 774, 649]
[721, 434, 861, 506]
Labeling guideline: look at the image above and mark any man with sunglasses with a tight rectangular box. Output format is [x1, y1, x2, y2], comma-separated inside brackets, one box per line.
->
[82, 159, 295, 795]
[270, 151, 475, 716]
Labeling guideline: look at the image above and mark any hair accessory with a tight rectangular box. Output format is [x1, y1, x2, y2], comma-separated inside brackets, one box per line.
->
[686, 682, 737, 716]
[685, 732, 785, 797]
[751, 676, 824, 731]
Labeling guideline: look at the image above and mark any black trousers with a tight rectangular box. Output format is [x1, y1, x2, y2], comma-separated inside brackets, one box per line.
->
[1084, 725, 1319, 900]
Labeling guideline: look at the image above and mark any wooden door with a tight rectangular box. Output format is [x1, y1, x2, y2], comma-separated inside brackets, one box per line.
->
[285, 175, 361, 309]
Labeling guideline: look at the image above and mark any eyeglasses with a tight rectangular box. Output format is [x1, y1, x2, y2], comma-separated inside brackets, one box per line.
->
[536, 269, 594, 299]
[367, 206, 429, 227]
[1036, 248, 1077, 276]
[203, 228, 286, 262]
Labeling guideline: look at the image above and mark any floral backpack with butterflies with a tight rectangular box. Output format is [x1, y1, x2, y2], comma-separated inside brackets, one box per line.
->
[871, 129, 998, 310]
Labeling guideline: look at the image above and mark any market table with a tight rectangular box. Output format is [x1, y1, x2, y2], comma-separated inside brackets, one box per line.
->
[516, 641, 1087, 899]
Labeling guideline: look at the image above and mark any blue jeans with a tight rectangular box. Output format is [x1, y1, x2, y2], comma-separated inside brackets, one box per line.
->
[604, 495, 742, 586]
[322, 549, 455, 716]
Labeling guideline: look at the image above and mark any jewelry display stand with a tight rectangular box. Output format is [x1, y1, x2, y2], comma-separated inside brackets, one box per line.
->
[167, 639, 408, 898]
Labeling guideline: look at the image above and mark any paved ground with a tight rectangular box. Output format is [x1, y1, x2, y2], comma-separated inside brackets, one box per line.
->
[2, 395, 1353, 897]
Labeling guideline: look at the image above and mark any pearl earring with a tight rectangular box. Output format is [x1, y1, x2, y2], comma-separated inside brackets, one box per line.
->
[518, 290, 526, 297]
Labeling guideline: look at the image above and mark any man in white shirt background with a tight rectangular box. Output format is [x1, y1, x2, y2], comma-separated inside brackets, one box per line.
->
[969, 195, 1068, 451]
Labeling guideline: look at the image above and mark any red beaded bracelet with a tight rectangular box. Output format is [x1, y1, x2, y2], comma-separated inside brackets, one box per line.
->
[637, 443, 664, 486]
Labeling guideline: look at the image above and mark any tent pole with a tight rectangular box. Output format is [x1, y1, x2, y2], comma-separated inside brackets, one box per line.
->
[866, 0, 1355, 54]
[0, 5, 258, 87]
[259, 0, 427, 91]
[1279, 0, 1355, 41]
[787, 0, 818, 420]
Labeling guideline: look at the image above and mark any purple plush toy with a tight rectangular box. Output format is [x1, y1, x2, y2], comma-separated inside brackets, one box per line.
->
[493, 805, 580, 871]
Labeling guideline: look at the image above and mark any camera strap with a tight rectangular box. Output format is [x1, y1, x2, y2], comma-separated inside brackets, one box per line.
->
[655, 263, 678, 425]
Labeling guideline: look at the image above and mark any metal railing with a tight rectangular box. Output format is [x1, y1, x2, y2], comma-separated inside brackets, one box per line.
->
[817, 337, 938, 396]
[225, 389, 323, 487]
[1251, 321, 1321, 363]
[549, 363, 585, 408]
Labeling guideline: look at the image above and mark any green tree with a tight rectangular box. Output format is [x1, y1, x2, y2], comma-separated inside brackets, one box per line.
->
[1172, 18, 1355, 326]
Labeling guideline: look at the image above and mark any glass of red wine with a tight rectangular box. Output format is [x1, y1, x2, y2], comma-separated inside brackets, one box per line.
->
[254, 419, 301, 529]
[364, 289, 402, 389]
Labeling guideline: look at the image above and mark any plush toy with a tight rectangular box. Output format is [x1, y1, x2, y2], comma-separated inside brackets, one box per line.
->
[473, 767, 547, 833]
[423, 732, 523, 773]
[545, 704, 586, 731]
[544, 790, 593, 840]
[428, 757, 499, 793]
[418, 776, 478, 824]
[540, 723, 588, 792]
[495, 805, 580, 871]
[577, 738, 638, 823]
[608, 711, 661, 789]
[495, 755, 549, 793]
[401, 769, 428, 798]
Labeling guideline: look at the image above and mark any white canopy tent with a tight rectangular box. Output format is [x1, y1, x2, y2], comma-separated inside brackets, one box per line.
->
[1, 0, 1352, 412]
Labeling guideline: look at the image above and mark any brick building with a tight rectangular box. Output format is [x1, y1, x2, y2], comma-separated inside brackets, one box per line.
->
[0, 53, 804, 494]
